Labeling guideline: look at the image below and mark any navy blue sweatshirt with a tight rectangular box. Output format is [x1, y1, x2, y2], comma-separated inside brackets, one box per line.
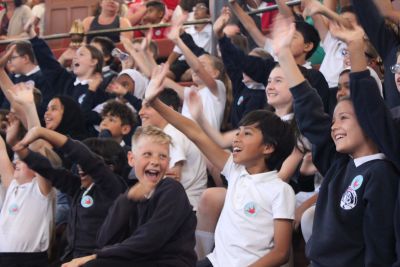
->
[23, 138, 127, 260]
[352, 0, 400, 108]
[291, 81, 398, 266]
[218, 35, 269, 128]
[96, 178, 197, 267]
[30, 37, 90, 102]
[349, 70, 400, 266]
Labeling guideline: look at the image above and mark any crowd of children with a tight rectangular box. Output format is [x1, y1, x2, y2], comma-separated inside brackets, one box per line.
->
[1, 0, 400, 266]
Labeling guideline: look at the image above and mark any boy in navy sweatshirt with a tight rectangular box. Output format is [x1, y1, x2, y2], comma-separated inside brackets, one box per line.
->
[60, 125, 197, 267]
[272, 15, 399, 266]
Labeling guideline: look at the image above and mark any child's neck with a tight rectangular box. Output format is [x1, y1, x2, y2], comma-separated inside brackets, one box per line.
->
[294, 54, 307, 66]
[350, 139, 379, 159]
[78, 72, 95, 81]
[245, 160, 269, 175]
[21, 63, 38, 75]
[274, 105, 292, 118]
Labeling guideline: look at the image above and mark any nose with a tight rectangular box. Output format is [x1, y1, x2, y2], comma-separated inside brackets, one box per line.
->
[149, 155, 160, 166]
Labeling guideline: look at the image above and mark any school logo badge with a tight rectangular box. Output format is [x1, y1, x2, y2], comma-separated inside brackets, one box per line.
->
[340, 175, 364, 210]
[81, 195, 94, 208]
[8, 203, 19, 215]
[244, 202, 257, 217]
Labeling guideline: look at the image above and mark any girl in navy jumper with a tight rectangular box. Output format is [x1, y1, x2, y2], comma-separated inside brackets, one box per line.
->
[328, 18, 400, 266]
[272, 15, 399, 266]
[25, 21, 104, 104]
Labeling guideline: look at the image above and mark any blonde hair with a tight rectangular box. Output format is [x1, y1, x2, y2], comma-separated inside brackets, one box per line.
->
[131, 126, 172, 150]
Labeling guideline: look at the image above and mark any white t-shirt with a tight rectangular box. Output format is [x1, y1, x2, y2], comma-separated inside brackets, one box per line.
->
[207, 155, 295, 267]
[164, 124, 207, 211]
[319, 32, 347, 88]
[0, 178, 55, 252]
[32, 3, 45, 36]
[173, 24, 213, 60]
[181, 80, 226, 130]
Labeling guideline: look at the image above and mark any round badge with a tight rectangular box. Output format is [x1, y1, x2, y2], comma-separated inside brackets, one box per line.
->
[155, 29, 161, 36]
[237, 96, 244, 106]
[340, 188, 357, 210]
[350, 175, 363, 190]
[244, 202, 257, 217]
[81, 195, 94, 208]
[8, 203, 19, 215]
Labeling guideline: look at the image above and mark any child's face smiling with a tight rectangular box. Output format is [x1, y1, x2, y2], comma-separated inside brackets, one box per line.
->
[100, 114, 129, 140]
[331, 100, 373, 158]
[128, 136, 170, 186]
[266, 67, 292, 110]
[232, 124, 272, 173]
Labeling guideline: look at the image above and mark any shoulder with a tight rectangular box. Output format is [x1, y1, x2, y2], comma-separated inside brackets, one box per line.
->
[82, 16, 95, 27]
[119, 17, 131, 27]
[153, 178, 189, 202]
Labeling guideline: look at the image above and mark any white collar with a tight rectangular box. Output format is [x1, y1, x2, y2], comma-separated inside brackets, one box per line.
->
[353, 153, 386, 167]
[238, 167, 279, 183]
[14, 66, 40, 78]
[302, 61, 312, 69]
[102, 66, 111, 73]
[280, 113, 294, 121]
[74, 77, 89, 86]
[120, 140, 126, 147]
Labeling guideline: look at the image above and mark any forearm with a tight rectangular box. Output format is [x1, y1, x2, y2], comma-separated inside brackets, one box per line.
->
[229, 1, 266, 47]
[249, 248, 290, 267]
[277, 47, 305, 88]
[348, 39, 368, 72]
[37, 128, 68, 148]
[166, 51, 180, 65]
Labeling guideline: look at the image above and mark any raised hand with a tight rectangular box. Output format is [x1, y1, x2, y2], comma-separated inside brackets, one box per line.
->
[144, 63, 169, 102]
[213, 7, 231, 38]
[186, 89, 204, 123]
[271, 14, 296, 57]
[5, 112, 22, 146]
[8, 82, 35, 106]
[167, 12, 188, 43]
[329, 21, 365, 45]
[12, 126, 43, 152]
[301, 0, 324, 17]
[141, 28, 153, 52]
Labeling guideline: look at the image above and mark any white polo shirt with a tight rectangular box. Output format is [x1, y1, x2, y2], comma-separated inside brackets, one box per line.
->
[164, 124, 207, 211]
[319, 32, 347, 88]
[0, 178, 55, 252]
[207, 155, 295, 267]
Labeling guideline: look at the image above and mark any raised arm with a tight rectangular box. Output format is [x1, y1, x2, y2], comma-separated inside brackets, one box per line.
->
[145, 65, 230, 172]
[0, 135, 14, 190]
[229, 0, 267, 48]
[167, 15, 219, 96]
[187, 88, 236, 148]
[272, 15, 337, 175]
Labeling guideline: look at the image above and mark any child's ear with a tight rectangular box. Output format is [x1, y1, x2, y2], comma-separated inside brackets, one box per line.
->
[127, 151, 135, 168]
[263, 144, 275, 156]
[121, 125, 132, 136]
[304, 42, 314, 54]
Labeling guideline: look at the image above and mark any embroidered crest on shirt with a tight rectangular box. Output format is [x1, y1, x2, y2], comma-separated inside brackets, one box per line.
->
[244, 202, 257, 217]
[8, 203, 19, 215]
[81, 195, 94, 208]
[340, 175, 364, 210]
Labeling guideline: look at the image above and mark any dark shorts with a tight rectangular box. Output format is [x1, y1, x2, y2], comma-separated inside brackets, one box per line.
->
[196, 257, 213, 267]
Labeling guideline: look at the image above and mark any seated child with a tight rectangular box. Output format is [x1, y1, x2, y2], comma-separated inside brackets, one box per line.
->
[61, 126, 197, 267]
[99, 99, 137, 151]
[134, 0, 168, 39]
[145, 65, 296, 267]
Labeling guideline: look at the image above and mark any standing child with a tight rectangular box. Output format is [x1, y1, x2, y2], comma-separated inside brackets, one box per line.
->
[272, 15, 398, 266]
[145, 65, 296, 267]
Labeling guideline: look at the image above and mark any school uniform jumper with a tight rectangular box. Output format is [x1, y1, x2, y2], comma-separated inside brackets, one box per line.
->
[349, 70, 400, 266]
[23, 138, 127, 261]
[30, 36, 89, 102]
[352, 0, 400, 108]
[94, 178, 197, 267]
[290, 80, 398, 266]
[218, 35, 269, 128]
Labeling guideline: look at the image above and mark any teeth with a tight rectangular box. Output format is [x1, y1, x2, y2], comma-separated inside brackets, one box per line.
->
[335, 134, 345, 140]
[233, 147, 242, 152]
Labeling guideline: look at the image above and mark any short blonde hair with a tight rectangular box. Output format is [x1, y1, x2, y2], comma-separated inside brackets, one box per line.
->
[131, 126, 172, 150]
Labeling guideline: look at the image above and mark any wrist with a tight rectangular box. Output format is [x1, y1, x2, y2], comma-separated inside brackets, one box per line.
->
[347, 39, 364, 50]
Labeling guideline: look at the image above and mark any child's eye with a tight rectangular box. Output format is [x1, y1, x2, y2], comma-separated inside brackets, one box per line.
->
[143, 152, 151, 157]
[160, 154, 168, 160]
[244, 131, 252, 136]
